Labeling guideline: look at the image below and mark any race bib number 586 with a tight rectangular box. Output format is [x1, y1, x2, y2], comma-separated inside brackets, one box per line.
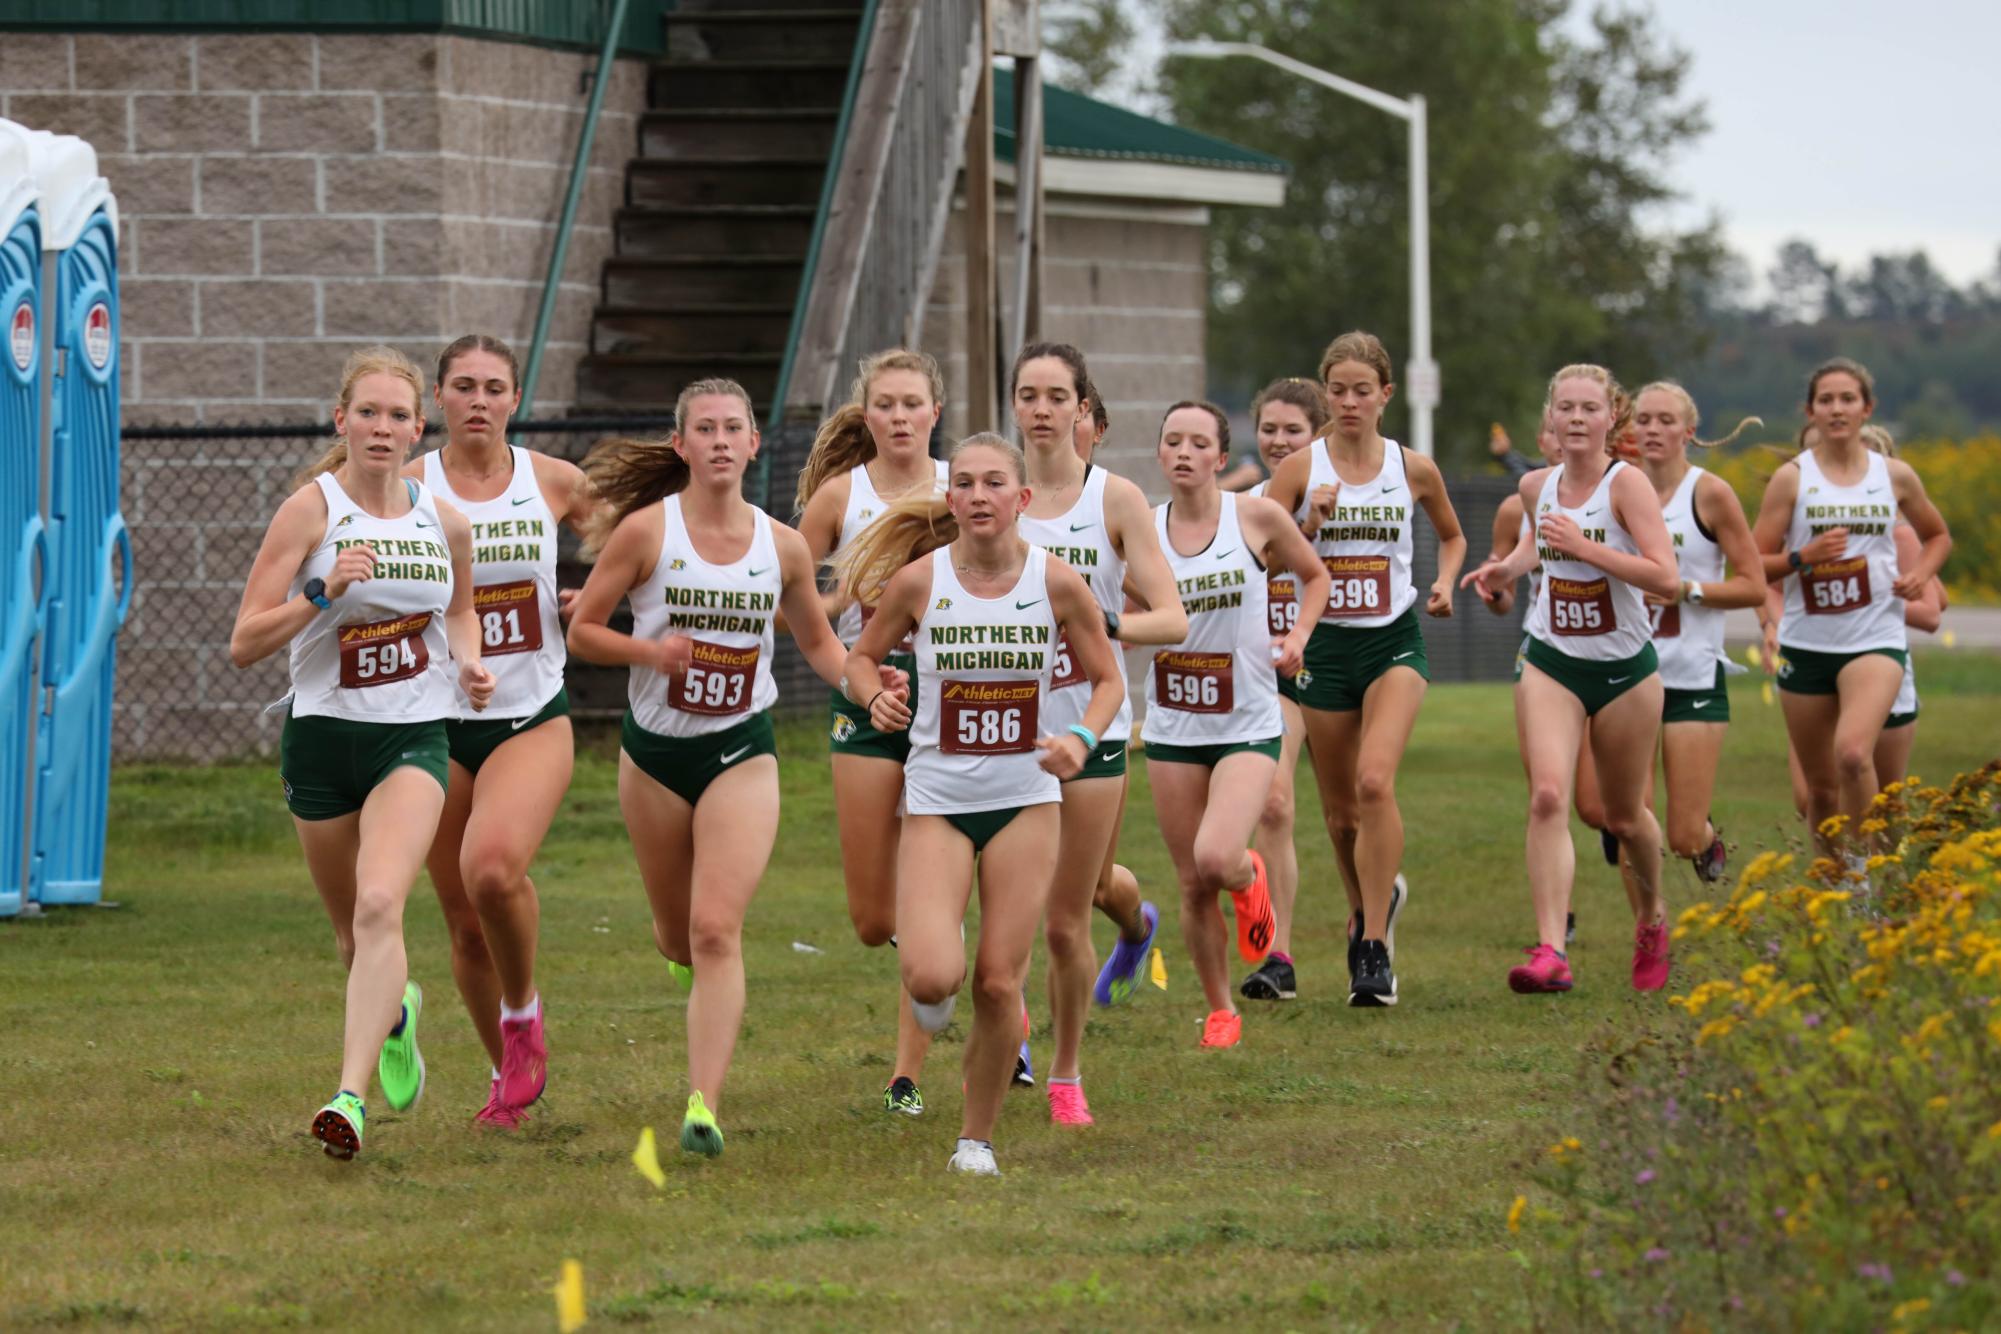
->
[339, 613, 431, 688]
[939, 679, 1039, 755]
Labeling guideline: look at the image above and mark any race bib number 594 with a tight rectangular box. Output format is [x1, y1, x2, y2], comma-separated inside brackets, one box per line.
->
[939, 679, 1039, 755]
[339, 613, 431, 688]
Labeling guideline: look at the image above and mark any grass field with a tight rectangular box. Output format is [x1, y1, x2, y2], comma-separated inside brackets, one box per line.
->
[4, 653, 1997, 1330]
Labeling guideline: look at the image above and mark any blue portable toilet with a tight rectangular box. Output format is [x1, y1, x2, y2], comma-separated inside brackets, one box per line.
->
[27, 130, 126, 908]
[0, 120, 44, 920]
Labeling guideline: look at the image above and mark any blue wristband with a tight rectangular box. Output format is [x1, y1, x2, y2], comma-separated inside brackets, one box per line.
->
[1066, 724, 1098, 752]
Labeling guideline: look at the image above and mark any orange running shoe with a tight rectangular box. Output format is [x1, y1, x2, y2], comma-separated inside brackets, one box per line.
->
[1200, 1009, 1242, 1048]
[1229, 851, 1276, 964]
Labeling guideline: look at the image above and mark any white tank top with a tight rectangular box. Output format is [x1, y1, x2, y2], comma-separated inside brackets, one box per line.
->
[1142, 496, 1280, 747]
[1779, 449, 1904, 653]
[1653, 466, 1727, 691]
[1892, 655, 1917, 717]
[832, 457, 949, 646]
[1302, 438, 1417, 627]
[1017, 464, 1131, 743]
[288, 472, 456, 722]
[421, 446, 565, 719]
[626, 495, 780, 737]
[1249, 480, 1299, 644]
[1530, 461, 1652, 662]
[1517, 507, 1545, 641]
[905, 546, 1060, 816]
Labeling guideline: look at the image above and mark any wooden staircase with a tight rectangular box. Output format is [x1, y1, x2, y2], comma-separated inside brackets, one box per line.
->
[576, 0, 869, 414]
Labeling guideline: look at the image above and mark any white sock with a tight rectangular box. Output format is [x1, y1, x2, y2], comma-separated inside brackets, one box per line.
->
[500, 994, 540, 1024]
[1048, 1075, 1081, 1087]
[490, 1066, 501, 1083]
[911, 992, 957, 1034]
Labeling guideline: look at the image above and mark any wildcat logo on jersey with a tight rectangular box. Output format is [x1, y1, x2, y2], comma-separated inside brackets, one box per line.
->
[334, 513, 356, 529]
[934, 596, 953, 611]
[668, 558, 687, 570]
[859, 508, 875, 522]
[830, 714, 857, 743]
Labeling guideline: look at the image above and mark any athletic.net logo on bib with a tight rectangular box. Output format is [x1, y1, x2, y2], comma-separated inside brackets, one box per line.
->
[1803, 556, 1871, 615]
[1549, 576, 1616, 636]
[338, 613, 432, 687]
[939, 680, 1038, 754]
[474, 580, 543, 655]
[674, 640, 758, 715]
[1153, 650, 1234, 713]
[1322, 555, 1391, 619]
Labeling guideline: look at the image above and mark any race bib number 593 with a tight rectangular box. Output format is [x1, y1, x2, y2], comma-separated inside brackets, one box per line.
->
[939, 679, 1039, 755]
[339, 613, 431, 688]
[674, 640, 758, 715]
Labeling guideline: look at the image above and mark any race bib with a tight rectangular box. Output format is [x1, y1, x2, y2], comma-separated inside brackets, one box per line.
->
[938, 679, 1038, 755]
[1651, 602, 1681, 639]
[1266, 576, 1298, 635]
[1802, 557, 1871, 616]
[1549, 576, 1615, 637]
[475, 580, 543, 657]
[674, 640, 758, 716]
[1050, 633, 1085, 689]
[1153, 650, 1234, 714]
[1322, 555, 1391, 620]
[339, 613, 431, 688]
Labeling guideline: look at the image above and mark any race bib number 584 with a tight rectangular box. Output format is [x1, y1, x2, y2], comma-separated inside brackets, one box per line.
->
[339, 613, 431, 688]
[1803, 557, 1872, 616]
[939, 679, 1039, 755]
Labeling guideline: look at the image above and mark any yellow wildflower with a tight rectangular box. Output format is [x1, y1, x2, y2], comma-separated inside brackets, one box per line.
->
[1507, 1194, 1526, 1234]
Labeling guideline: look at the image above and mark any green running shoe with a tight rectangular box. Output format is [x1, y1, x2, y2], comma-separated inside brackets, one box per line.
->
[312, 1091, 366, 1160]
[882, 1076, 924, 1117]
[378, 980, 426, 1112]
[667, 961, 692, 991]
[680, 1091, 724, 1158]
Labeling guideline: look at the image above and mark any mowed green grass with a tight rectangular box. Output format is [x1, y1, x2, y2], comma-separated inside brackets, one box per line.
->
[4, 654, 1996, 1330]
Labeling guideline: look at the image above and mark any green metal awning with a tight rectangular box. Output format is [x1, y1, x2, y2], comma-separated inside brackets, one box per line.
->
[995, 74, 1289, 176]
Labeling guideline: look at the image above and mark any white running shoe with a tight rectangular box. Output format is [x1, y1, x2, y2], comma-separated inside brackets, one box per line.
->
[912, 992, 957, 1034]
[1386, 873, 1408, 965]
[947, 1138, 1000, 1176]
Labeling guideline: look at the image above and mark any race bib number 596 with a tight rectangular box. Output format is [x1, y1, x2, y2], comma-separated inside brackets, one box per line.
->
[1153, 650, 1234, 713]
[939, 679, 1039, 755]
[339, 613, 431, 688]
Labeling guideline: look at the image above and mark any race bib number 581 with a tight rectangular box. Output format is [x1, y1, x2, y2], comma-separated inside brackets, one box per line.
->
[939, 679, 1039, 755]
[475, 580, 544, 656]
[339, 613, 431, 688]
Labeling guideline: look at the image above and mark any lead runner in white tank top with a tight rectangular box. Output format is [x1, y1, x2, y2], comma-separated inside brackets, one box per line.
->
[1011, 346, 1189, 1108]
[839, 430, 1124, 1170]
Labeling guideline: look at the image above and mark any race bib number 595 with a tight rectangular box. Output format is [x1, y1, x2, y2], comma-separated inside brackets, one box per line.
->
[339, 613, 431, 688]
[939, 679, 1039, 755]
[1549, 576, 1616, 636]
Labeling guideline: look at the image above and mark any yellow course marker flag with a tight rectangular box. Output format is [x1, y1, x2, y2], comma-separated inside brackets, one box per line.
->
[632, 1126, 666, 1188]
[1744, 644, 1763, 669]
[1942, 629, 1958, 649]
[1761, 681, 1775, 707]
[1149, 947, 1168, 991]
[553, 1259, 586, 1332]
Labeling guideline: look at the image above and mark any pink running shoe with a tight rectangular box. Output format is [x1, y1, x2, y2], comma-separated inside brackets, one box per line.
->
[1508, 944, 1573, 994]
[1047, 1081, 1094, 1126]
[474, 1077, 526, 1129]
[1632, 921, 1670, 991]
[498, 1006, 548, 1110]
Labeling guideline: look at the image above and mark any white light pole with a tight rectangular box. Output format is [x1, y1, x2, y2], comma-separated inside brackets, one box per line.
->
[1166, 40, 1438, 458]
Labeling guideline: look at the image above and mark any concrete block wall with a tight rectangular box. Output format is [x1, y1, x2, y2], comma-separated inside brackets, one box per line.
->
[0, 31, 646, 423]
[926, 198, 1210, 501]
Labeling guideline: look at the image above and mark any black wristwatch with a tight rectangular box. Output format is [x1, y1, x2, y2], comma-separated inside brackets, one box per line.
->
[1102, 607, 1121, 642]
[303, 576, 332, 610]
[1787, 550, 1804, 572]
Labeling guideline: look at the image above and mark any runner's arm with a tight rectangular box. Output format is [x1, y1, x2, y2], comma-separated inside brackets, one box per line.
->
[842, 560, 924, 732]
[438, 501, 495, 710]
[775, 522, 865, 688]
[1591, 465, 1680, 600]
[1482, 493, 1524, 615]
[1751, 461, 1803, 580]
[1409, 451, 1467, 615]
[1039, 559, 1124, 777]
[1892, 523, 1942, 632]
[1688, 472, 1767, 610]
[1888, 459, 1952, 598]
[1106, 476, 1188, 646]
[229, 485, 333, 668]
[565, 506, 671, 669]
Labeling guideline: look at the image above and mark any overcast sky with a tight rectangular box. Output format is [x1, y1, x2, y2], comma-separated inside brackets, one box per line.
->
[1111, 0, 2000, 286]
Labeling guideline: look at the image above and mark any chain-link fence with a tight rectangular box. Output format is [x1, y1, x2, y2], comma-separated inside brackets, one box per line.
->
[114, 423, 1529, 762]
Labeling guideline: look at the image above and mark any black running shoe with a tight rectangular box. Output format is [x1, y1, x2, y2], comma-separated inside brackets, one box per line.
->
[882, 1076, 923, 1117]
[1012, 1047, 1035, 1088]
[1692, 823, 1727, 884]
[1600, 827, 1620, 867]
[1239, 956, 1297, 1001]
[1565, 911, 1576, 945]
[1346, 909, 1363, 983]
[1349, 939, 1397, 1008]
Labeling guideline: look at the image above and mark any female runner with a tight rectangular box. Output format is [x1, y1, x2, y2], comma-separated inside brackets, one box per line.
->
[406, 334, 593, 1127]
[1631, 382, 1765, 884]
[794, 349, 949, 1117]
[1066, 386, 1160, 1009]
[1462, 365, 1680, 994]
[1264, 332, 1467, 1006]
[229, 346, 494, 1158]
[1011, 344, 1185, 1126]
[1751, 359, 1951, 863]
[566, 379, 903, 1158]
[1240, 376, 1328, 1000]
[1143, 402, 1327, 1045]
[839, 433, 1123, 1175]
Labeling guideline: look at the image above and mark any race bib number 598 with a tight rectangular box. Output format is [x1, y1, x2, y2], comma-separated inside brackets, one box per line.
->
[939, 679, 1039, 755]
[1322, 555, 1391, 620]
[339, 613, 431, 688]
